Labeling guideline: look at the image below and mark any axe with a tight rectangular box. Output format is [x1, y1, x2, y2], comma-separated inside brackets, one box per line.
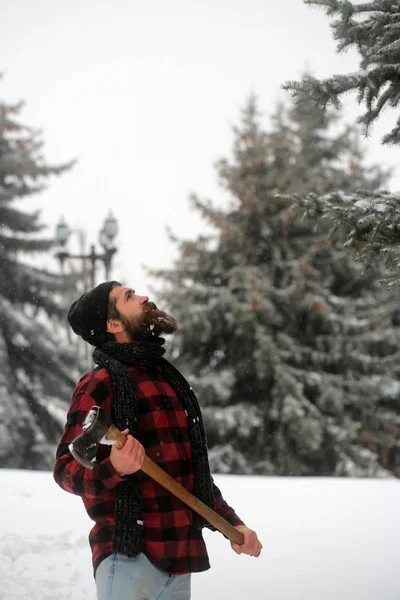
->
[69, 406, 244, 546]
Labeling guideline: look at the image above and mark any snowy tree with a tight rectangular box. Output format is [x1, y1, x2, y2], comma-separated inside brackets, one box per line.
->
[0, 87, 77, 469]
[285, 0, 400, 285]
[150, 94, 400, 477]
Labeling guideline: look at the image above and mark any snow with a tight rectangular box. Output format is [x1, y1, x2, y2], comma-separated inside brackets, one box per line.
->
[1, 470, 400, 600]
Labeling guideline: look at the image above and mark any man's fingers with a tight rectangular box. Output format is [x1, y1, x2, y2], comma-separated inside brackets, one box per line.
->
[130, 441, 142, 459]
[123, 437, 145, 468]
[114, 429, 129, 449]
[231, 543, 242, 555]
[238, 537, 262, 557]
[124, 436, 135, 451]
[251, 542, 263, 557]
[115, 434, 135, 455]
[134, 443, 145, 460]
[136, 449, 145, 469]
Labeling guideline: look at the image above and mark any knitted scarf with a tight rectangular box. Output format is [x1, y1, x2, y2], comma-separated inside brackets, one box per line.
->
[92, 338, 214, 557]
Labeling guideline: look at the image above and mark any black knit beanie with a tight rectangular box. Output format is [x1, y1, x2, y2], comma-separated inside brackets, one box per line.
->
[67, 280, 120, 347]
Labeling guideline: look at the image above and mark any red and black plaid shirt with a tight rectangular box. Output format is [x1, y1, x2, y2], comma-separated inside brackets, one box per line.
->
[53, 365, 244, 576]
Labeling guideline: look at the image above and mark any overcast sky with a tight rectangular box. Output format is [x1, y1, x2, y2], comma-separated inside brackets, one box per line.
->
[2, 0, 398, 297]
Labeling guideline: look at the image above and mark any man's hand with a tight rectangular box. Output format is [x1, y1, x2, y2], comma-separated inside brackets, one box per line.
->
[109, 429, 145, 477]
[231, 525, 262, 557]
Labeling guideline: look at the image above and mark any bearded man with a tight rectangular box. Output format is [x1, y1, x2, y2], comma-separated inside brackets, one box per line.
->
[53, 281, 262, 600]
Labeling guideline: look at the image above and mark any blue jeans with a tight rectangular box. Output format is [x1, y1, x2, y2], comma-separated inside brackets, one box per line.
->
[95, 553, 191, 600]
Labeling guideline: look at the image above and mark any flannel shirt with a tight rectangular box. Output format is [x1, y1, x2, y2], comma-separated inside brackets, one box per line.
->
[53, 364, 245, 576]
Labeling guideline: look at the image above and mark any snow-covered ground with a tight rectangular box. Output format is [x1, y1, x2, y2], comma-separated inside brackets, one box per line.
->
[1, 470, 399, 600]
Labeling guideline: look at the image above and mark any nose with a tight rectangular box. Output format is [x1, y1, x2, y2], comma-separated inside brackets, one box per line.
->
[139, 295, 149, 305]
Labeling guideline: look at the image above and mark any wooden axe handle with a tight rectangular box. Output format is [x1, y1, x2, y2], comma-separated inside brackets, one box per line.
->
[107, 424, 245, 546]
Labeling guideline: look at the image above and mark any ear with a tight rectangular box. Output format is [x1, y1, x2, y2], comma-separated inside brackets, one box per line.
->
[106, 318, 124, 334]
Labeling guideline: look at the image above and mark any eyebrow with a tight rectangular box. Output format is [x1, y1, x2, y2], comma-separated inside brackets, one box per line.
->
[124, 288, 135, 302]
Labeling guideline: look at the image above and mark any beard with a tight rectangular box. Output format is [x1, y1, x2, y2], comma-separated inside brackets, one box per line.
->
[120, 302, 178, 342]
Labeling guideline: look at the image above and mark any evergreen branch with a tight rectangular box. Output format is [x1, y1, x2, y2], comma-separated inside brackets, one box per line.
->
[189, 193, 229, 230]
[0, 234, 53, 253]
[0, 257, 67, 287]
[0, 296, 75, 384]
[382, 112, 400, 144]
[286, 189, 400, 284]
[0, 206, 44, 233]
[285, 0, 400, 145]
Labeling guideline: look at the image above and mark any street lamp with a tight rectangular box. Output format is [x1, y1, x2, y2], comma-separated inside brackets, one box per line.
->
[55, 212, 119, 288]
[102, 211, 118, 243]
[55, 216, 69, 247]
[98, 211, 119, 281]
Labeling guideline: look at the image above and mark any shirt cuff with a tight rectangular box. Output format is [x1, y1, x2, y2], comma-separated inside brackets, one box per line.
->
[204, 514, 245, 532]
[98, 457, 126, 489]
[225, 514, 246, 528]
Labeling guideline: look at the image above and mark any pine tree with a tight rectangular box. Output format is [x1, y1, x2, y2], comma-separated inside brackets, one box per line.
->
[0, 88, 77, 469]
[285, 0, 400, 284]
[150, 95, 400, 477]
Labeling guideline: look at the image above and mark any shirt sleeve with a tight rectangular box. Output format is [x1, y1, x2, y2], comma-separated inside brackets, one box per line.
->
[206, 476, 246, 530]
[53, 376, 125, 499]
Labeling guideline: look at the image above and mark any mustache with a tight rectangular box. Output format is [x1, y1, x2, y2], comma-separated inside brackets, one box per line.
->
[142, 302, 178, 328]
[144, 301, 158, 312]
[143, 303, 178, 334]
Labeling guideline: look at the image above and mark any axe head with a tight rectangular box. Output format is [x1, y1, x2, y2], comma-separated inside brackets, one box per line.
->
[68, 406, 111, 469]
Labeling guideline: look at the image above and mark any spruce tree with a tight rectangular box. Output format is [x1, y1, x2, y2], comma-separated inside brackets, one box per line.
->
[285, 0, 400, 284]
[0, 88, 76, 469]
[150, 95, 400, 477]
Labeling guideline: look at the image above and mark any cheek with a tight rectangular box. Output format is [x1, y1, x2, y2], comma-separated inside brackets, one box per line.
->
[130, 304, 145, 318]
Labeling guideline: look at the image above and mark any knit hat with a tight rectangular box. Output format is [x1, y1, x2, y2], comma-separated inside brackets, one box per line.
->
[67, 281, 120, 347]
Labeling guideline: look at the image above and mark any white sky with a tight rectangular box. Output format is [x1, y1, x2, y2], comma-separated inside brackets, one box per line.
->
[2, 0, 399, 296]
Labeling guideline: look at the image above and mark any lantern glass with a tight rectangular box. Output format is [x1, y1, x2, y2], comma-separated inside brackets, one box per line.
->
[99, 228, 109, 249]
[103, 211, 118, 242]
[55, 217, 69, 246]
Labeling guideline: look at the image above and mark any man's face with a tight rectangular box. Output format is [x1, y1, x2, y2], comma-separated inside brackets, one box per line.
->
[109, 286, 178, 342]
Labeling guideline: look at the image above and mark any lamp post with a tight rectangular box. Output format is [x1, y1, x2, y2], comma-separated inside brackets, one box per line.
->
[54, 213, 118, 368]
[55, 211, 118, 287]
